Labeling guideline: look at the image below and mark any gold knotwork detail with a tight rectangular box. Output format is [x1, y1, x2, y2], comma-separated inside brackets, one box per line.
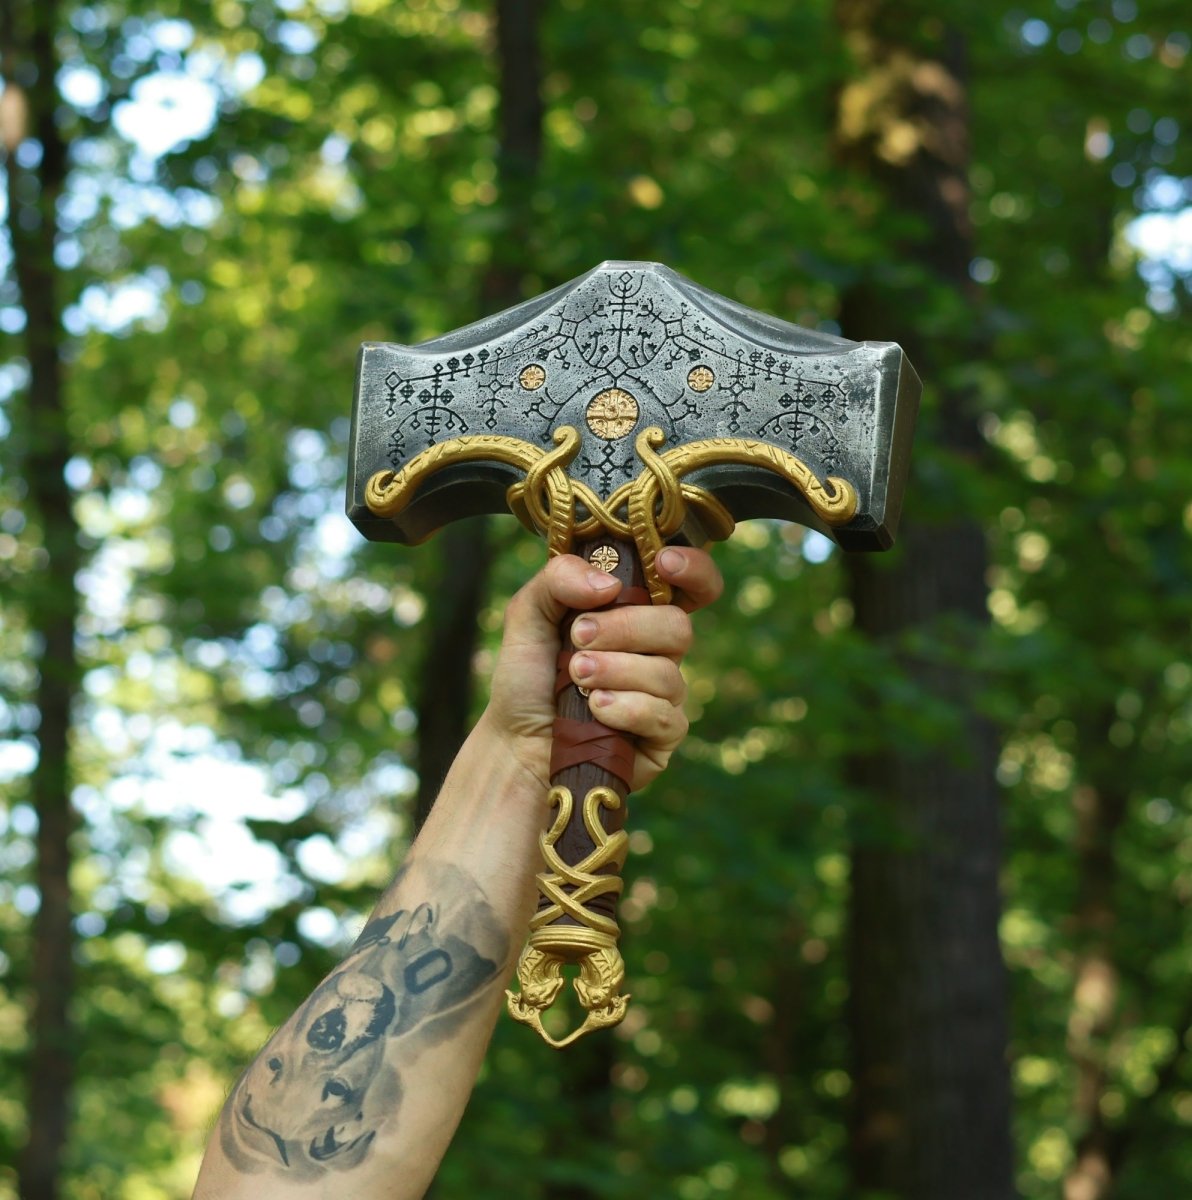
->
[365, 433, 562, 528]
[365, 425, 858, 604]
[508, 428, 581, 558]
[628, 430, 858, 601]
[534, 785, 628, 935]
[505, 786, 630, 1048]
[365, 429, 582, 559]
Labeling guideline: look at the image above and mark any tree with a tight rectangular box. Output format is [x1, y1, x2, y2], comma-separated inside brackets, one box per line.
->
[965, 5, 1192, 1193]
[2, 3, 1190, 1198]
[412, 0, 544, 833]
[1, 4, 78, 1195]
[832, 3, 1014, 1195]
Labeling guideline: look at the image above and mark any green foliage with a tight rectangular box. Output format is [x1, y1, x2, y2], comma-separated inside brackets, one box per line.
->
[1, 0, 1190, 1197]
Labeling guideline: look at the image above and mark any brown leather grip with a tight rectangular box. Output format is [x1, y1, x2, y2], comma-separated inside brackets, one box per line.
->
[549, 719, 635, 786]
[538, 537, 650, 926]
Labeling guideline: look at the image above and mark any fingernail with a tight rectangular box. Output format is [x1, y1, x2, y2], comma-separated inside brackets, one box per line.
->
[658, 547, 685, 575]
[573, 617, 597, 646]
[573, 653, 595, 681]
[588, 570, 618, 591]
[590, 689, 612, 708]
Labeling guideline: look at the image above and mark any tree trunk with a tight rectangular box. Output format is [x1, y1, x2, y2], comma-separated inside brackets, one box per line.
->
[1063, 747, 1128, 1200]
[833, 3, 1015, 1196]
[3, 4, 80, 1199]
[412, 0, 545, 833]
[412, 519, 495, 830]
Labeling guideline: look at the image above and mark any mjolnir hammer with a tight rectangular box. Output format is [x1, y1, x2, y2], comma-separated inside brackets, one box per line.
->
[347, 261, 920, 1048]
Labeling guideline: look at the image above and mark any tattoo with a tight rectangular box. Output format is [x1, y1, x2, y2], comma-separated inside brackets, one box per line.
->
[217, 863, 507, 1180]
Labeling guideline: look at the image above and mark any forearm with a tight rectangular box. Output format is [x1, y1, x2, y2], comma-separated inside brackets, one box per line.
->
[192, 548, 722, 1199]
[193, 715, 545, 1200]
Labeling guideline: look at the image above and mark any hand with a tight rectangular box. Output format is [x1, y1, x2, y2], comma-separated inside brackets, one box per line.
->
[483, 546, 724, 793]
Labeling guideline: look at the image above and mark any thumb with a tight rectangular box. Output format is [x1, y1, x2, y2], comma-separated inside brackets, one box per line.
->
[502, 554, 622, 646]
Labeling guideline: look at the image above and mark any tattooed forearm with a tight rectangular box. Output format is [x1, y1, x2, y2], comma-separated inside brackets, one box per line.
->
[216, 863, 509, 1180]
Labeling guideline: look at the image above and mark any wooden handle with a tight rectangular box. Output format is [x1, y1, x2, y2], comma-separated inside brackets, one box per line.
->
[541, 536, 647, 924]
[506, 536, 650, 1047]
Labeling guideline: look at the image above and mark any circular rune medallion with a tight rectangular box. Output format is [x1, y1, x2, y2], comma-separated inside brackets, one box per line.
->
[589, 545, 620, 573]
[585, 388, 639, 440]
[519, 364, 546, 390]
[687, 365, 715, 392]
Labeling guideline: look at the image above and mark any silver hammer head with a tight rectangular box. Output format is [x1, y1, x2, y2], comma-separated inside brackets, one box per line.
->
[348, 261, 920, 556]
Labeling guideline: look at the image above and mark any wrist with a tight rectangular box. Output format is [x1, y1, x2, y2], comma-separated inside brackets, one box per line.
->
[470, 706, 553, 796]
[410, 712, 548, 912]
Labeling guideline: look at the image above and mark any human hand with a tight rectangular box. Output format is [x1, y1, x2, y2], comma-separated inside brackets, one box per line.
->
[483, 546, 724, 794]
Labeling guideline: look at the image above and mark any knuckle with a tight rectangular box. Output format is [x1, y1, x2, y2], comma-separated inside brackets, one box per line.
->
[667, 606, 693, 649]
[502, 584, 532, 628]
[646, 698, 676, 735]
[656, 702, 688, 742]
[616, 690, 646, 724]
[541, 553, 574, 593]
[630, 693, 659, 730]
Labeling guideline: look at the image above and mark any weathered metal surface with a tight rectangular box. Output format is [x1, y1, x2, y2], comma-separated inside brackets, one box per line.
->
[348, 261, 920, 551]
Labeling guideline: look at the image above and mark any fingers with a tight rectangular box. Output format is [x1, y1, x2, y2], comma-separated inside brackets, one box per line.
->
[501, 554, 622, 647]
[491, 547, 719, 791]
[571, 604, 692, 661]
[501, 546, 722, 646]
[655, 546, 724, 614]
[587, 687, 689, 750]
[570, 650, 686, 706]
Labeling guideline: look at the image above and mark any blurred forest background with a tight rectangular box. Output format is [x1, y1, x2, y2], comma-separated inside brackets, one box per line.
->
[1, 0, 1190, 1198]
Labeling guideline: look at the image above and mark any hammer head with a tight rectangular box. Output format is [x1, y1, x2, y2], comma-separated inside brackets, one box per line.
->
[348, 261, 919, 551]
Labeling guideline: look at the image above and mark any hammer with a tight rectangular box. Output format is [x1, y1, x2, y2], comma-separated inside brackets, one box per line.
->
[347, 261, 920, 1047]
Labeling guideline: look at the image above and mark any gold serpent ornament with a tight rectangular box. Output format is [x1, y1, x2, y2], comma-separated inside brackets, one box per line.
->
[505, 786, 630, 1049]
[365, 426, 858, 1045]
[365, 426, 857, 601]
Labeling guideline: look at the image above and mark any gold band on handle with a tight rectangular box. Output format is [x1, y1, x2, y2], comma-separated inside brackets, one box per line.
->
[504, 786, 630, 1049]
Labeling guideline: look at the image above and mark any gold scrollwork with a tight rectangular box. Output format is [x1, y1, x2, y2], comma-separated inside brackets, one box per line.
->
[507, 428, 582, 558]
[533, 784, 628, 935]
[628, 429, 857, 602]
[365, 434, 556, 527]
[365, 425, 858, 604]
[505, 785, 630, 1048]
[365, 429, 581, 559]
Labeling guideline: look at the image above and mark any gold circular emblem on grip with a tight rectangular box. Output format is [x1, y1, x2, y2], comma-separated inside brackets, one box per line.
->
[588, 545, 620, 573]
